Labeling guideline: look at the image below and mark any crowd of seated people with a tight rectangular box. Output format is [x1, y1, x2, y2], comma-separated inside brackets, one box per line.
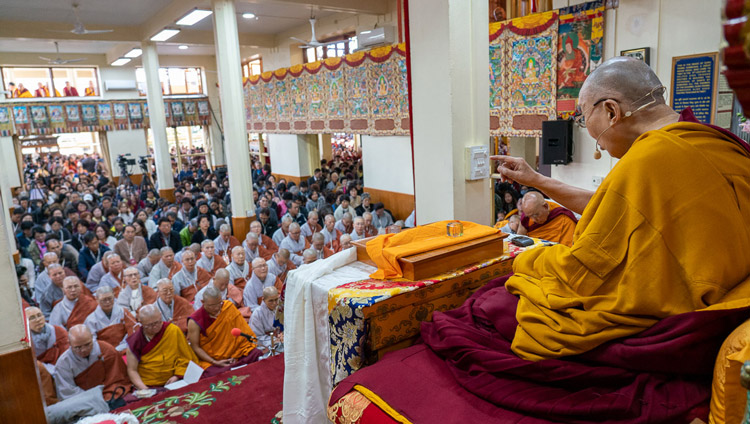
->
[14, 145, 403, 409]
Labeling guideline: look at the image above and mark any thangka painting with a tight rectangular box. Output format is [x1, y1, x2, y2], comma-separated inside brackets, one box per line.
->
[65, 104, 81, 133]
[171, 101, 184, 124]
[128, 103, 143, 129]
[13, 105, 30, 135]
[81, 104, 98, 131]
[490, 11, 559, 137]
[49, 105, 66, 133]
[0, 106, 12, 136]
[113, 102, 129, 130]
[197, 100, 210, 126]
[557, 0, 605, 119]
[244, 44, 408, 135]
[183, 101, 198, 126]
[97, 103, 114, 131]
[31, 106, 51, 135]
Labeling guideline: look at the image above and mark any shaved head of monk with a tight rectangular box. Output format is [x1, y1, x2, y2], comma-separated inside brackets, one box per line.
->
[213, 268, 230, 291]
[522, 192, 550, 224]
[69, 324, 94, 358]
[578, 56, 677, 159]
[138, 304, 164, 339]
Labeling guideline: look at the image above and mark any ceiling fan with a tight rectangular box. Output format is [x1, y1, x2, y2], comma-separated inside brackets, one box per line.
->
[39, 42, 87, 65]
[289, 8, 340, 49]
[48, 3, 114, 35]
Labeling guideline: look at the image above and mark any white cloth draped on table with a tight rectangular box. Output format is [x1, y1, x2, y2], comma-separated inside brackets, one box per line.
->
[282, 247, 375, 424]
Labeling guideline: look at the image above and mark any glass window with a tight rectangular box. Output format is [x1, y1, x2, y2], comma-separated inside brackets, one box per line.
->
[2, 66, 99, 98]
[146, 125, 209, 172]
[168, 68, 188, 95]
[303, 35, 358, 63]
[135, 66, 204, 96]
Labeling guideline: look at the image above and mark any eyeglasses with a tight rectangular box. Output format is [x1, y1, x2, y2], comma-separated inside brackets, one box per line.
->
[573, 98, 612, 128]
[141, 321, 162, 329]
[72, 341, 93, 351]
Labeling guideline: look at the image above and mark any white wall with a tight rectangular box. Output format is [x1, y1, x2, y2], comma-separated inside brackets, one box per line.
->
[99, 66, 140, 100]
[267, 134, 303, 177]
[362, 135, 414, 194]
[106, 129, 149, 177]
[550, 0, 723, 191]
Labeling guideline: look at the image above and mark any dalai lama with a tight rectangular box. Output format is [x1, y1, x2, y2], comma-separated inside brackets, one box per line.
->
[330, 57, 750, 424]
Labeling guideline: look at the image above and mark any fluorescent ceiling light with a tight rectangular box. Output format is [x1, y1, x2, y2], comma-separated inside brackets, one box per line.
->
[111, 58, 131, 66]
[178, 45, 189, 50]
[176, 9, 212, 26]
[242, 13, 256, 19]
[124, 48, 142, 58]
[150, 29, 180, 42]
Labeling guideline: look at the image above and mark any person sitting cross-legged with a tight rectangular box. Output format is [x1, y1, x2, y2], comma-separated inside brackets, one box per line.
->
[49, 276, 97, 330]
[153, 278, 193, 333]
[171, 250, 211, 302]
[27, 306, 69, 367]
[187, 287, 261, 377]
[84, 286, 136, 352]
[249, 287, 282, 353]
[125, 304, 198, 389]
[117, 266, 157, 314]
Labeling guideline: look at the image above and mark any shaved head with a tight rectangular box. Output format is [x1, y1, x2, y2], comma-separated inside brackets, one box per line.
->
[522, 192, 550, 224]
[138, 303, 161, 321]
[580, 56, 664, 105]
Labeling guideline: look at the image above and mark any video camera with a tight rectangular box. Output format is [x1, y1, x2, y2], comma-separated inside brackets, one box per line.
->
[117, 153, 136, 167]
[138, 155, 150, 173]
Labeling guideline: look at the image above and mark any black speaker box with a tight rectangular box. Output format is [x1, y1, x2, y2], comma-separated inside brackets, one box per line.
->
[541, 120, 573, 165]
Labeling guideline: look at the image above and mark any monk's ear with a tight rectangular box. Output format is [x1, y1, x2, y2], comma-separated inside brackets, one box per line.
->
[603, 100, 621, 124]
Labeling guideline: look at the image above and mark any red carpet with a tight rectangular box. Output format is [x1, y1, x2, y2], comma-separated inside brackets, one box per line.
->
[117, 354, 284, 424]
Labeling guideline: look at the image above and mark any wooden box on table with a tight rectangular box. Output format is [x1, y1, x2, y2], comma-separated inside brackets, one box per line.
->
[352, 232, 511, 363]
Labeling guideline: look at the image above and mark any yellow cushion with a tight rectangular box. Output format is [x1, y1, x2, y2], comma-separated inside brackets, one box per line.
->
[709, 319, 750, 424]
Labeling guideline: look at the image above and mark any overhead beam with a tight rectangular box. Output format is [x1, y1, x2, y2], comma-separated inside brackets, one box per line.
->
[246, 0, 388, 15]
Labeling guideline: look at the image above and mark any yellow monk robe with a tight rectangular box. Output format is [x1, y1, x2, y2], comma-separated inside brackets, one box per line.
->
[366, 221, 499, 279]
[506, 119, 750, 361]
[188, 300, 257, 369]
[126, 322, 198, 386]
[521, 201, 577, 246]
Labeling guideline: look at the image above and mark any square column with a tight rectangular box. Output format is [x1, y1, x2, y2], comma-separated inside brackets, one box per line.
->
[409, 0, 491, 224]
[267, 134, 319, 185]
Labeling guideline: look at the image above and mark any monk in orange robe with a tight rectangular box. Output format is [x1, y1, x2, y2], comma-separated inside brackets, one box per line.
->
[188, 287, 261, 377]
[518, 191, 577, 246]
[126, 304, 198, 389]
[37, 361, 58, 405]
[84, 81, 97, 96]
[9, 82, 32, 98]
[27, 306, 69, 365]
[53, 325, 131, 402]
[49, 277, 98, 330]
[196, 239, 228, 277]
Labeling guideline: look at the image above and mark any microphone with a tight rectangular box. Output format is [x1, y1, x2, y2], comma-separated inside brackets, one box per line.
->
[231, 327, 257, 343]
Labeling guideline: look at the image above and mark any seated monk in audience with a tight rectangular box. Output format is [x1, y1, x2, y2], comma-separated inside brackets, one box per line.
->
[137, 249, 161, 285]
[188, 287, 261, 376]
[171, 250, 211, 302]
[337, 234, 353, 252]
[49, 276, 97, 330]
[196, 239, 227, 277]
[250, 220, 278, 253]
[349, 217, 366, 241]
[243, 232, 273, 262]
[148, 247, 182, 288]
[194, 268, 243, 311]
[321, 214, 342, 251]
[300, 210, 322, 243]
[362, 212, 378, 238]
[334, 212, 353, 235]
[84, 286, 136, 352]
[517, 191, 577, 246]
[33, 252, 60, 304]
[226, 246, 251, 291]
[27, 306, 69, 367]
[268, 248, 296, 283]
[243, 258, 282, 314]
[39, 264, 68, 318]
[272, 216, 293, 247]
[310, 233, 335, 260]
[279, 222, 308, 266]
[302, 248, 317, 265]
[117, 266, 157, 314]
[126, 304, 198, 389]
[213, 224, 240, 259]
[53, 325, 131, 402]
[98, 254, 125, 297]
[85, 251, 114, 292]
[154, 279, 193, 333]
[249, 287, 281, 352]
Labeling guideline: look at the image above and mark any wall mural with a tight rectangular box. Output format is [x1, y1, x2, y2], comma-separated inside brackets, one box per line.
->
[0, 98, 211, 136]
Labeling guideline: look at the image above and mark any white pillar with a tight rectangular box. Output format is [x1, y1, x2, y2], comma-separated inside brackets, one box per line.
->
[0, 188, 26, 355]
[141, 42, 174, 198]
[212, 0, 254, 222]
[409, 0, 491, 224]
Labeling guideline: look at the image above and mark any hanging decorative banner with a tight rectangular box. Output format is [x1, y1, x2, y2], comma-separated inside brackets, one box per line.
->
[489, 11, 559, 137]
[244, 44, 409, 135]
[183, 101, 198, 125]
[49, 105, 66, 133]
[171, 101, 184, 125]
[12, 105, 31, 136]
[81, 103, 99, 131]
[556, 0, 605, 119]
[143, 102, 150, 129]
[128, 103, 143, 129]
[30, 105, 51, 135]
[97, 103, 114, 131]
[163, 100, 173, 127]
[65, 104, 82, 133]
[0, 106, 13, 136]
[197, 100, 210, 126]
[112, 102, 129, 130]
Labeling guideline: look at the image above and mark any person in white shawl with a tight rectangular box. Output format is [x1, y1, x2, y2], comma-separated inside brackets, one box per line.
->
[84, 286, 130, 352]
[349, 216, 367, 241]
[279, 222, 307, 266]
[117, 267, 156, 313]
[249, 286, 280, 350]
[243, 258, 279, 313]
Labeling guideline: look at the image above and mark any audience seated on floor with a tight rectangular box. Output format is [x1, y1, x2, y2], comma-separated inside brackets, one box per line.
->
[250, 287, 282, 353]
[117, 266, 157, 314]
[148, 247, 181, 288]
[137, 249, 161, 285]
[194, 268, 243, 311]
[27, 306, 69, 367]
[171, 250, 211, 302]
[50, 276, 97, 330]
[153, 278, 193, 333]
[98, 254, 125, 297]
[83, 286, 135, 352]
[214, 224, 240, 259]
[126, 304, 198, 389]
[243, 257, 282, 314]
[196, 239, 227, 276]
[226, 245, 251, 291]
[279, 222, 308, 266]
